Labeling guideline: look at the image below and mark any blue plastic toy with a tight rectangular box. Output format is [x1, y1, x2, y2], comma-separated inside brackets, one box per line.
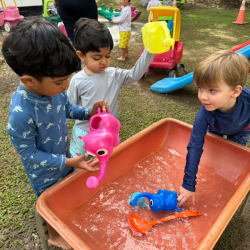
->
[128, 192, 147, 208]
[129, 189, 182, 212]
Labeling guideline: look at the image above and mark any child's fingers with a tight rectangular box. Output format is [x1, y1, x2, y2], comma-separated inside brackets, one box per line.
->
[80, 153, 89, 160]
[102, 106, 106, 112]
[179, 198, 186, 207]
[86, 158, 99, 165]
[86, 158, 99, 169]
[85, 165, 100, 172]
[100, 101, 109, 112]
[177, 194, 187, 207]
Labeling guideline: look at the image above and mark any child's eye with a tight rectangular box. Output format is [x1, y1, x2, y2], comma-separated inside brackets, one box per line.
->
[210, 89, 216, 93]
[56, 82, 63, 85]
[106, 56, 111, 59]
[93, 58, 100, 61]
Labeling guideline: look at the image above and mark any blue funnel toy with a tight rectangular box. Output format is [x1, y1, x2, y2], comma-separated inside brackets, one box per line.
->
[129, 189, 182, 212]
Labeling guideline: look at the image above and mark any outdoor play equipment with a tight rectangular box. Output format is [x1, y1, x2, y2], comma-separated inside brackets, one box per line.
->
[0, 0, 24, 32]
[230, 41, 250, 51]
[98, 4, 142, 22]
[37, 118, 250, 249]
[131, 5, 142, 22]
[129, 189, 180, 212]
[83, 108, 120, 190]
[129, 210, 202, 234]
[144, 6, 184, 78]
[43, 0, 61, 24]
[231, 41, 250, 73]
[150, 43, 250, 94]
[43, 0, 67, 36]
[161, 0, 185, 9]
[158, 15, 173, 32]
[98, 4, 120, 20]
[176, 0, 185, 9]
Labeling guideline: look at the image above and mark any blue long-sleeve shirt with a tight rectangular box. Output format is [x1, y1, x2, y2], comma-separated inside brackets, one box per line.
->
[7, 84, 91, 196]
[183, 88, 250, 192]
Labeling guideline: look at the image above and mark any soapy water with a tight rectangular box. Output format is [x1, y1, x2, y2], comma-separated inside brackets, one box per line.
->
[69, 145, 236, 250]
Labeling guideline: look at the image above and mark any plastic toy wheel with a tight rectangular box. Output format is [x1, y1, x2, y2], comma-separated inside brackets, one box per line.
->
[4, 22, 12, 33]
[168, 70, 176, 78]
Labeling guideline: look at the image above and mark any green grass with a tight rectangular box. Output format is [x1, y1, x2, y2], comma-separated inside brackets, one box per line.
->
[1, 3, 250, 249]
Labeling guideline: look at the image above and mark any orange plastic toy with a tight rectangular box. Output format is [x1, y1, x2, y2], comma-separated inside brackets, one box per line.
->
[230, 41, 250, 52]
[129, 210, 202, 234]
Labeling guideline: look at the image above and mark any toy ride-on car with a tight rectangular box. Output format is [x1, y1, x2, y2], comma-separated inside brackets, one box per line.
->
[0, 0, 24, 32]
[144, 6, 184, 78]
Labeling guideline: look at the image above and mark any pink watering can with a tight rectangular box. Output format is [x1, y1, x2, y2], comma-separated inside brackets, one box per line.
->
[83, 107, 121, 190]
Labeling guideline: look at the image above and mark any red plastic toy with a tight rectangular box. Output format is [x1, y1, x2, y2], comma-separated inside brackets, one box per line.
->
[130, 5, 141, 22]
[230, 41, 250, 73]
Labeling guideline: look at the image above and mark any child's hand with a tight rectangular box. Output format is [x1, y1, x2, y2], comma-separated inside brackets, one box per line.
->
[89, 100, 109, 117]
[110, 15, 115, 23]
[66, 154, 99, 171]
[177, 186, 196, 207]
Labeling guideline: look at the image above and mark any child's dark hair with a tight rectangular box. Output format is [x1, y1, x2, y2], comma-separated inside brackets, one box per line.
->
[74, 18, 113, 55]
[2, 18, 78, 80]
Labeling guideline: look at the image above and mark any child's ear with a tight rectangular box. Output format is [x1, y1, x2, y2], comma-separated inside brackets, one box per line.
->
[76, 51, 85, 62]
[232, 85, 243, 99]
[20, 76, 38, 87]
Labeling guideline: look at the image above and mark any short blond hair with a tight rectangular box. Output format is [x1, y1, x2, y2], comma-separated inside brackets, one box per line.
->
[193, 50, 249, 89]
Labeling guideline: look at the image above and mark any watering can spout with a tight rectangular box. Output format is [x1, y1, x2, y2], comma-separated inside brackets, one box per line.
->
[130, 193, 152, 206]
[163, 38, 175, 49]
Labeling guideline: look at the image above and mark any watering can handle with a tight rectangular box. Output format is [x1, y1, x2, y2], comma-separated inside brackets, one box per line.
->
[97, 107, 110, 114]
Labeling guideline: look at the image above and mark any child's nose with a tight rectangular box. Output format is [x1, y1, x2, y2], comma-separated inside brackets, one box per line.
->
[101, 57, 107, 64]
[200, 92, 208, 100]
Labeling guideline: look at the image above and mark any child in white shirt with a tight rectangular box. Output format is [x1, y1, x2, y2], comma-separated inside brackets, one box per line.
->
[147, 0, 162, 21]
[67, 18, 155, 157]
[111, 0, 131, 61]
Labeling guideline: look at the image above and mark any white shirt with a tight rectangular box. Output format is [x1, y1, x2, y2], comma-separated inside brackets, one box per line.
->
[147, 0, 162, 21]
[113, 6, 131, 32]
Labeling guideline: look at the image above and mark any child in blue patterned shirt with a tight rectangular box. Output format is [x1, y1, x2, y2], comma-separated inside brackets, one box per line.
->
[2, 18, 109, 249]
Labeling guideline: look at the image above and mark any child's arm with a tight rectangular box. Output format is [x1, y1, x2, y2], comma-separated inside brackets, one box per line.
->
[64, 92, 108, 120]
[177, 107, 209, 206]
[113, 49, 155, 86]
[112, 7, 130, 24]
[147, 1, 152, 12]
[8, 111, 72, 171]
[9, 119, 98, 171]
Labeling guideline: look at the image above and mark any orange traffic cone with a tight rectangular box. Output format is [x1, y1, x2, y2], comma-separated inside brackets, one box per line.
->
[173, 0, 177, 7]
[233, 0, 248, 25]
